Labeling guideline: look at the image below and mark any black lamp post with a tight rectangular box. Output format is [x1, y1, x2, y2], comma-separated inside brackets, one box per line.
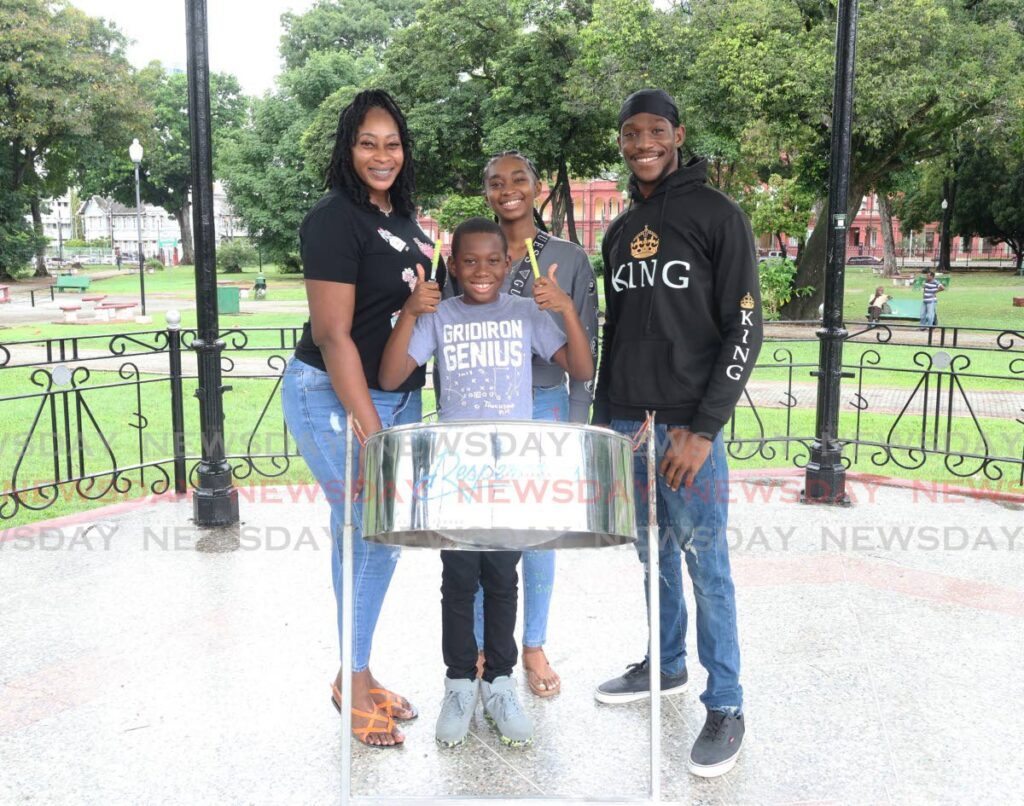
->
[129, 138, 148, 316]
[803, 0, 859, 506]
[185, 0, 239, 527]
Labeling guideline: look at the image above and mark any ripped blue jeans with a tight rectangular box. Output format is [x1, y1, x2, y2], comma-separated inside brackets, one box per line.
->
[281, 357, 422, 671]
[612, 420, 743, 711]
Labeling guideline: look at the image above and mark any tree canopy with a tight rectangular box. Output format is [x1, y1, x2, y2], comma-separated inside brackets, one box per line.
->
[78, 63, 246, 265]
[0, 0, 142, 276]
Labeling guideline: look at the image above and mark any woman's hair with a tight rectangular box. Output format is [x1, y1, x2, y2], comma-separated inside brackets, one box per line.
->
[483, 150, 548, 234]
[324, 89, 416, 217]
[451, 217, 508, 257]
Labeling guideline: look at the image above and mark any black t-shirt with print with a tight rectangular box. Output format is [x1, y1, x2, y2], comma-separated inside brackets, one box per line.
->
[293, 189, 444, 392]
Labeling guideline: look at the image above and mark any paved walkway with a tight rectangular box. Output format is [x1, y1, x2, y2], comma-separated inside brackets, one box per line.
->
[744, 379, 1022, 419]
[2, 472, 1021, 804]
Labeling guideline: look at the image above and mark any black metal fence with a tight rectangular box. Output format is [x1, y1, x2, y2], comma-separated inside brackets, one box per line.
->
[1, 321, 1022, 523]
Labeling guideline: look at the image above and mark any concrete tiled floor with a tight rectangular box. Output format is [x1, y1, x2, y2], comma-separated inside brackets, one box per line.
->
[1, 477, 1022, 804]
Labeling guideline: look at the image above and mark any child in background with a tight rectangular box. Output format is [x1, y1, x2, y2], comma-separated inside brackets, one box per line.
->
[379, 217, 593, 747]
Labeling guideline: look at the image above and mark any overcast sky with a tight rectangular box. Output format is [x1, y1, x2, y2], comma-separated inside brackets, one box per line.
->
[74, 0, 317, 96]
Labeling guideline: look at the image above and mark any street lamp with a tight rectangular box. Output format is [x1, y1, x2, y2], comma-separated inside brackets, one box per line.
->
[129, 138, 147, 317]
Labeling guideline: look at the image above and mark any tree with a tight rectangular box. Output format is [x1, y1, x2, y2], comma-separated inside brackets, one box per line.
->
[385, 0, 618, 242]
[0, 153, 44, 278]
[777, 0, 1024, 316]
[80, 63, 247, 265]
[0, 0, 142, 277]
[954, 122, 1024, 273]
[743, 174, 816, 262]
[279, 0, 422, 69]
[432, 194, 491, 234]
[576, 0, 1024, 316]
[219, 0, 399, 262]
[877, 191, 899, 277]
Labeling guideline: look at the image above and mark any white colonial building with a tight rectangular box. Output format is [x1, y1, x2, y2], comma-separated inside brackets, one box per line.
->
[38, 183, 245, 265]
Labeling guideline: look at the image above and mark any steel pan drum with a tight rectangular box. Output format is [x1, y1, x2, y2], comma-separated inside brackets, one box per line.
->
[362, 420, 637, 550]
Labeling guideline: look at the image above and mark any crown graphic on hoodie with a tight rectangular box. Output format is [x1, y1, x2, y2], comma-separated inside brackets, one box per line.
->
[630, 225, 660, 259]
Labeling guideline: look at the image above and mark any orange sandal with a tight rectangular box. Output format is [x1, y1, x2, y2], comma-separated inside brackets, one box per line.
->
[523, 649, 561, 698]
[368, 687, 419, 721]
[330, 684, 404, 748]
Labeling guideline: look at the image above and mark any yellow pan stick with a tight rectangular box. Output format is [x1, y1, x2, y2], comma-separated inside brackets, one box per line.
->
[525, 237, 542, 279]
[430, 239, 443, 281]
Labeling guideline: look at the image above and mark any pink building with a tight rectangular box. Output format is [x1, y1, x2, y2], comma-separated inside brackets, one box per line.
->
[841, 194, 1012, 265]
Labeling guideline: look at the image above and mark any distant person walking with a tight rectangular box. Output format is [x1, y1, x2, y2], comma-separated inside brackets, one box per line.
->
[919, 271, 945, 328]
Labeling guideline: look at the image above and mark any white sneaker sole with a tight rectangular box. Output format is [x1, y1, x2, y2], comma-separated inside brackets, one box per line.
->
[687, 749, 741, 778]
[593, 679, 688, 704]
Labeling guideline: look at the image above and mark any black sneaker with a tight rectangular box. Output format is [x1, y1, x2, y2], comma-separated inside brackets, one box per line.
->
[688, 709, 744, 777]
[593, 659, 688, 704]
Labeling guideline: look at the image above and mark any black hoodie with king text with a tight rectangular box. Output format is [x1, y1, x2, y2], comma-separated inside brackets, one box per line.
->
[592, 157, 763, 434]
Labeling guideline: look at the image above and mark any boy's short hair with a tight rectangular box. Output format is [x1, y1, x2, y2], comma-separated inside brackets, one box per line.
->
[451, 217, 508, 257]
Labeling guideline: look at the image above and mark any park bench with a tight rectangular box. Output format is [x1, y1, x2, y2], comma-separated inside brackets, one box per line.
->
[97, 301, 138, 320]
[59, 304, 82, 323]
[878, 298, 922, 322]
[82, 295, 109, 321]
[55, 275, 91, 292]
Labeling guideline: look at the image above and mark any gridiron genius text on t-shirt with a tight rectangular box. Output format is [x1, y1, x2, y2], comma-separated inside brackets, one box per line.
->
[442, 320, 525, 371]
[408, 295, 565, 420]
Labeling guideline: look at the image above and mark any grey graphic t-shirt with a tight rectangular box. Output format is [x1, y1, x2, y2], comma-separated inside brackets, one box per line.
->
[408, 295, 566, 420]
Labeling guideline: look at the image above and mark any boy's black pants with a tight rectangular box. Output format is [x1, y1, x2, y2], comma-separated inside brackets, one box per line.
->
[441, 549, 520, 683]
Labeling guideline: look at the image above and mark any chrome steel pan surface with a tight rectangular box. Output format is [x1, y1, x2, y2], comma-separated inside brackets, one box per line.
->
[361, 420, 637, 550]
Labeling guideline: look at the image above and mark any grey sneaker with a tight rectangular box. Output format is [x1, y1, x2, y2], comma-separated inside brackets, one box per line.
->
[435, 677, 479, 747]
[481, 676, 533, 747]
[688, 709, 745, 777]
[594, 659, 688, 704]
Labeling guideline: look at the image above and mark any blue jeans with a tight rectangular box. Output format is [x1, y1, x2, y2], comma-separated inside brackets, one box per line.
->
[920, 299, 937, 327]
[473, 383, 569, 649]
[280, 357, 422, 671]
[612, 420, 743, 711]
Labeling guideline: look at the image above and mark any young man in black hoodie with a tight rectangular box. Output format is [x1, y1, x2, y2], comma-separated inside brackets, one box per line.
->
[592, 89, 762, 778]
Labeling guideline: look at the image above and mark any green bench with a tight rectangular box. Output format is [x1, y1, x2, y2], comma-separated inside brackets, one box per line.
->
[878, 298, 922, 321]
[912, 274, 951, 289]
[55, 275, 92, 292]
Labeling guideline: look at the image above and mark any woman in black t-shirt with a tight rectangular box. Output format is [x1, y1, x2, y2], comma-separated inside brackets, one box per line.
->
[281, 89, 443, 748]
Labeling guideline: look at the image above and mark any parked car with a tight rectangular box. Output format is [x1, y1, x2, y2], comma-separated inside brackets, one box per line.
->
[757, 250, 788, 263]
[847, 255, 883, 266]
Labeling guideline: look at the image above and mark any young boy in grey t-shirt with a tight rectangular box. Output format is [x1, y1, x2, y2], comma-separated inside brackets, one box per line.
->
[380, 217, 593, 748]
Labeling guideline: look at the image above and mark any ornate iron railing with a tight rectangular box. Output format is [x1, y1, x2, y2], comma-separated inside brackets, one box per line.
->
[2, 320, 1022, 522]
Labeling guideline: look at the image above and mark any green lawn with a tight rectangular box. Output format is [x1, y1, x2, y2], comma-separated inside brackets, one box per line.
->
[841, 266, 1024, 328]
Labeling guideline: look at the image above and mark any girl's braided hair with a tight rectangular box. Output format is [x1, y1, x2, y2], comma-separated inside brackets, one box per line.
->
[483, 150, 548, 233]
[324, 89, 416, 217]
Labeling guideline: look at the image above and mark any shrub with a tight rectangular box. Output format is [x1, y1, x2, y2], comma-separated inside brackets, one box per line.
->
[759, 257, 814, 320]
[589, 252, 604, 276]
[279, 253, 302, 274]
[217, 239, 257, 273]
[432, 194, 492, 234]
[145, 257, 165, 272]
